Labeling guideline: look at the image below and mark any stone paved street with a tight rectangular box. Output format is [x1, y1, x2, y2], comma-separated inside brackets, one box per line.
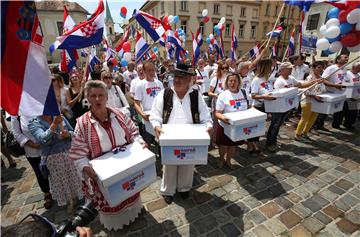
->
[1, 118, 360, 237]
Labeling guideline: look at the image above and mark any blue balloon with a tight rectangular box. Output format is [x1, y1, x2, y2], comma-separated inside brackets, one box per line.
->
[339, 22, 354, 35]
[327, 35, 340, 43]
[206, 37, 211, 44]
[121, 59, 128, 67]
[214, 25, 219, 31]
[322, 49, 334, 56]
[153, 46, 158, 53]
[179, 32, 185, 36]
[173, 16, 179, 24]
[114, 66, 119, 72]
[327, 7, 340, 19]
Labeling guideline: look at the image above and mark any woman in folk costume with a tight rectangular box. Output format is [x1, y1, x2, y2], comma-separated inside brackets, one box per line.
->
[69, 80, 146, 230]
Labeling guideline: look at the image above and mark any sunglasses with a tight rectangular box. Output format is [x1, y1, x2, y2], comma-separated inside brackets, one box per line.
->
[222, 67, 229, 70]
[103, 76, 112, 79]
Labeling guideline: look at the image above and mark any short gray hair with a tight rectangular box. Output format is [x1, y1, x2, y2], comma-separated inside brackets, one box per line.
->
[237, 61, 251, 73]
[84, 80, 107, 97]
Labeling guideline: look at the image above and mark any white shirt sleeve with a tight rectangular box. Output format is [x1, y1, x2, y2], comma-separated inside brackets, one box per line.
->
[216, 91, 226, 111]
[149, 90, 164, 129]
[322, 65, 335, 79]
[198, 91, 213, 129]
[134, 81, 144, 101]
[251, 78, 260, 95]
[10, 116, 29, 147]
[274, 78, 285, 90]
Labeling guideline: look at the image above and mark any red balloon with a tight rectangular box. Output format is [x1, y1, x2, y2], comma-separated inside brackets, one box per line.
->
[151, 53, 157, 60]
[345, 1, 360, 10]
[203, 16, 210, 23]
[338, 10, 347, 23]
[340, 32, 359, 47]
[174, 31, 179, 38]
[120, 6, 127, 16]
[210, 38, 215, 44]
[112, 58, 118, 65]
[123, 42, 131, 52]
[163, 16, 169, 24]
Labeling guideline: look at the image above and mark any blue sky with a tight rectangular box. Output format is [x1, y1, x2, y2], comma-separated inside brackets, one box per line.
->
[73, 0, 146, 32]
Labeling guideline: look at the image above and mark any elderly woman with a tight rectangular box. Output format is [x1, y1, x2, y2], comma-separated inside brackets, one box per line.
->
[101, 71, 129, 113]
[69, 80, 146, 230]
[215, 74, 252, 168]
[28, 115, 83, 212]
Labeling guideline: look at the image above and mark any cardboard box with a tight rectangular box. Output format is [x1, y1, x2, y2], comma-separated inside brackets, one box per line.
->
[89, 142, 156, 207]
[342, 81, 360, 99]
[311, 93, 346, 114]
[265, 87, 299, 113]
[159, 124, 210, 165]
[220, 108, 267, 141]
[143, 111, 155, 136]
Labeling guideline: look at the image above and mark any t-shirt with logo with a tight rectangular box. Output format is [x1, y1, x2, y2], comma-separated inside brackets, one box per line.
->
[216, 89, 249, 113]
[134, 79, 164, 111]
[274, 75, 300, 90]
[196, 69, 210, 94]
[251, 76, 274, 107]
[322, 65, 347, 84]
[209, 74, 227, 94]
[345, 71, 360, 83]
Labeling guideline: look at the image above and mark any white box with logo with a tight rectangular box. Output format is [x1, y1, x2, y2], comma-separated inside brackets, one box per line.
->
[342, 80, 360, 99]
[219, 108, 267, 141]
[143, 110, 155, 136]
[89, 142, 156, 207]
[159, 124, 210, 165]
[311, 93, 346, 114]
[264, 87, 299, 113]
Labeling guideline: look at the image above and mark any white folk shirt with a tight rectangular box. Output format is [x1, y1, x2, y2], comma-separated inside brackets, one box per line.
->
[292, 64, 310, 81]
[149, 87, 213, 129]
[134, 79, 164, 112]
[107, 85, 129, 109]
[274, 75, 301, 89]
[322, 65, 347, 84]
[216, 89, 249, 113]
[196, 69, 210, 94]
[251, 76, 274, 107]
[209, 74, 227, 94]
[123, 70, 138, 86]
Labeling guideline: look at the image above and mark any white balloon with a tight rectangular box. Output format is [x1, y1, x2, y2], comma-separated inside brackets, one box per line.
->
[316, 38, 330, 51]
[347, 8, 360, 24]
[329, 41, 343, 52]
[325, 25, 340, 39]
[179, 35, 185, 41]
[319, 25, 327, 36]
[326, 18, 340, 28]
[102, 62, 109, 71]
[202, 9, 208, 17]
[220, 17, 226, 24]
[168, 15, 174, 23]
[123, 52, 132, 62]
[209, 33, 214, 39]
[347, 43, 360, 52]
[356, 22, 360, 31]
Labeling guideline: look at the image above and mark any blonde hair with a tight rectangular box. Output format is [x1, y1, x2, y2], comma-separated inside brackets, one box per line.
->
[224, 73, 242, 90]
[255, 59, 272, 81]
[53, 74, 64, 88]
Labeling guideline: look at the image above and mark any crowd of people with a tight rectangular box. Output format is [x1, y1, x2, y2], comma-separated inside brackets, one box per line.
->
[2, 49, 359, 231]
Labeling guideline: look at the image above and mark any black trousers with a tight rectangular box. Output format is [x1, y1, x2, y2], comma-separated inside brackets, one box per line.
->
[332, 101, 358, 128]
[27, 157, 50, 193]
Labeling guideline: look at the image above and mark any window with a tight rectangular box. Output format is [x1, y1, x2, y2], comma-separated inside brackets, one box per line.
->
[306, 13, 320, 30]
[274, 5, 279, 16]
[240, 7, 246, 17]
[251, 25, 257, 39]
[161, 2, 164, 13]
[263, 25, 268, 37]
[252, 9, 258, 19]
[265, 4, 270, 16]
[225, 23, 231, 37]
[239, 24, 244, 38]
[181, 20, 187, 35]
[109, 26, 113, 35]
[226, 6, 232, 15]
[199, 2, 206, 13]
[200, 22, 205, 35]
[180, 1, 188, 11]
[214, 4, 220, 15]
[56, 22, 63, 35]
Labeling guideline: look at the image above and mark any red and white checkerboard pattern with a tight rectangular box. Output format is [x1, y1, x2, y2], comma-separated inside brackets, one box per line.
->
[63, 28, 70, 35]
[80, 21, 97, 37]
[151, 21, 161, 30]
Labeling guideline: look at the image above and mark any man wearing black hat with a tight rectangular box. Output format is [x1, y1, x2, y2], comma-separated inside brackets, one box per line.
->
[149, 63, 213, 204]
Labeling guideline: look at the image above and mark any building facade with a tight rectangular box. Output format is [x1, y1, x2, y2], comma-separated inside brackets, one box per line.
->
[36, 1, 89, 64]
[127, 0, 301, 61]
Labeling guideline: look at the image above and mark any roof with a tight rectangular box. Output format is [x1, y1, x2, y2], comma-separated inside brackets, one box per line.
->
[105, 0, 114, 24]
[35, 1, 89, 15]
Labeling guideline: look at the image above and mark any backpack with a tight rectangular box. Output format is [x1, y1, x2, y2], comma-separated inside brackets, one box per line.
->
[162, 87, 200, 124]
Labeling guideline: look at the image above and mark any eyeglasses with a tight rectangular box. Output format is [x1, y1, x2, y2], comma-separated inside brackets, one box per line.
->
[103, 76, 112, 79]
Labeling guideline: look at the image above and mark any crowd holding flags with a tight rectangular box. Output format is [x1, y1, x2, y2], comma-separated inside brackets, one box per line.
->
[135, 31, 150, 63]
[191, 29, 203, 66]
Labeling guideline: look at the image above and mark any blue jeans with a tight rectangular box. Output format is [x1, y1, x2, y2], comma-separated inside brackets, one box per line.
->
[266, 112, 289, 146]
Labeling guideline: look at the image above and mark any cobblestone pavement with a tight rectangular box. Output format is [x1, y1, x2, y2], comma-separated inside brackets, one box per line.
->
[2, 117, 360, 237]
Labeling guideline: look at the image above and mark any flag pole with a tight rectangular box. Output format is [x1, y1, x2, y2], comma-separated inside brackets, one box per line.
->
[282, 46, 289, 62]
[239, 39, 267, 61]
[265, 2, 286, 50]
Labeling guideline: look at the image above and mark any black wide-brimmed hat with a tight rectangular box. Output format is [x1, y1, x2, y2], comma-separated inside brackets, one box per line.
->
[171, 62, 196, 76]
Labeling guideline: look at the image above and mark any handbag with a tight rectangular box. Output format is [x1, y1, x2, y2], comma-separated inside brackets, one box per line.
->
[5, 117, 25, 157]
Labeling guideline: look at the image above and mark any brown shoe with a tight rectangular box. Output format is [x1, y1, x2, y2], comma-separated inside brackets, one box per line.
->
[44, 192, 52, 209]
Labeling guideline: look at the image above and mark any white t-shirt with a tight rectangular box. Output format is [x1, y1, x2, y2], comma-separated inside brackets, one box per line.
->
[216, 89, 250, 113]
[292, 64, 310, 81]
[164, 73, 174, 88]
[209, 74, 227, 94]
[134, 79, 164, 112]
[107, 85, 129, 109]
[269, 64, 279, 88]
[204, 63, 218, 77]
[123, 70, 138, 86]
[196, 69, 210, 94]
[345, 71, 360, 83]
[251, 76, 274, 107]
[274, 75, 300, 89]
[322, 65, 347, 84]
[302, 74, 327, 104]
[130, 77, 141, 95]
[241, 71, 255, 94]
